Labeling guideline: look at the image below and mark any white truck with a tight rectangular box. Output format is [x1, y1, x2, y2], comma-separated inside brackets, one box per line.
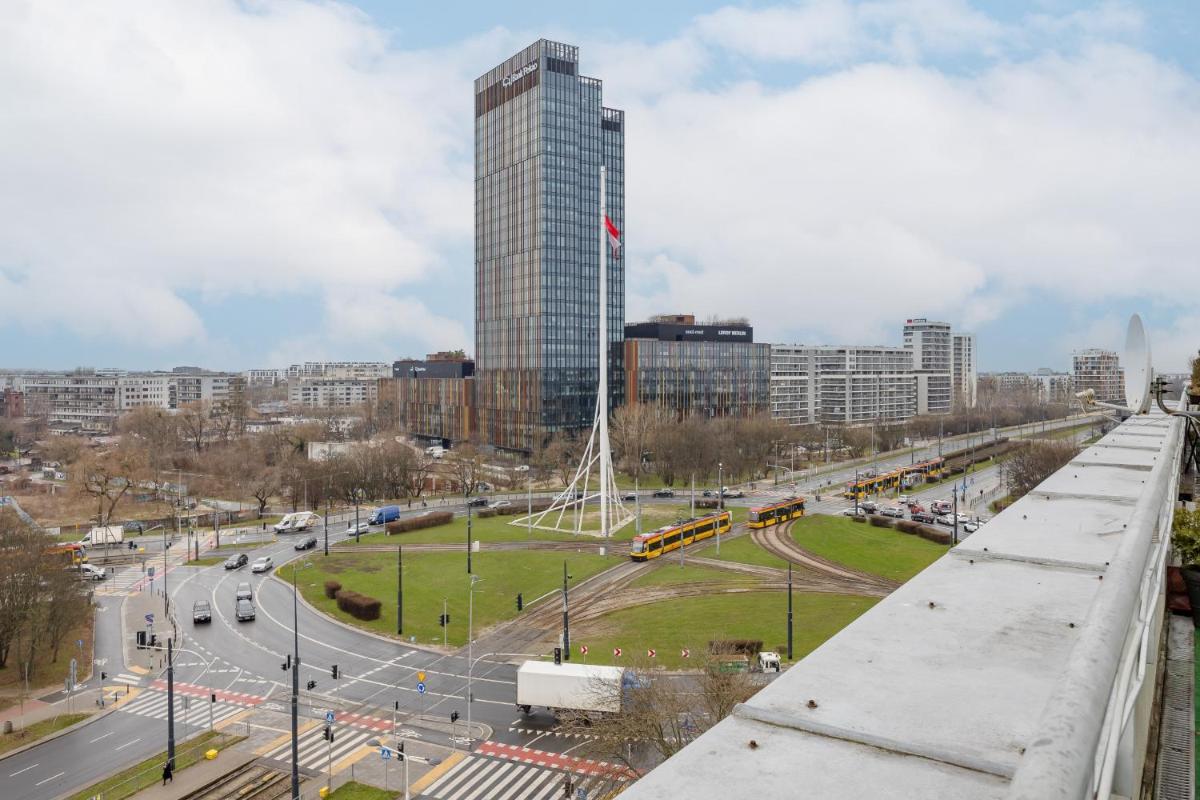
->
[83, 525, 124, 547]
[273, 512, 319, 534]
[516, 661, 626, 716]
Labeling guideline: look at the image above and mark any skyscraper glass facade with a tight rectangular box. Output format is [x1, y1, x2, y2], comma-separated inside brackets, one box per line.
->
[474, 40, 624, 451]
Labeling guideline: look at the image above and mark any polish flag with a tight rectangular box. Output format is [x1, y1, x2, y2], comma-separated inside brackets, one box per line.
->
[604, 216, 622, 259]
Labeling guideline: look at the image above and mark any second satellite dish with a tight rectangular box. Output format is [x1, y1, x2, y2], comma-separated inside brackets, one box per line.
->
[1124, 313, 1152, 414]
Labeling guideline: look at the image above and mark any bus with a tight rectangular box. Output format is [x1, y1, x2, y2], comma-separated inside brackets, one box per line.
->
[630, 511, 732, 562]
[747, 497, 805, 528]
[48, 542, 88, 566]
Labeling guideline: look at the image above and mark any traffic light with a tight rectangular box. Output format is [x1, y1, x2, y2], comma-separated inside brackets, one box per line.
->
[516, 593, 523, 612]
[439, 613, 450, 627]
[211, 693, 217, 703]
[398, 742, 404, 755]
[101, 671, 107, 681]
[323, 725, 332, 741]
[450, 711, 459, 724]
[331, 664, 339, 679]
[554, 647, 562, 665]
[136, 631, 146, 649]
[306, 680, 316, 690]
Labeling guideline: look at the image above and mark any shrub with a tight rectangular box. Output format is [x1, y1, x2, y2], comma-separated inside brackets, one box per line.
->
[894, 520, 921, 535]
[851, 515, 867, 524]
[916, 526, 952, 545]
[694, 499, 720, 509]
[385, 511, 453, 535]
[475, 507, 497, 518]
[493, 501, 552, 516]
[323, 580, 341, 600]
[868, 515, 893, 528]
[708, 639, 763, 656]
[335, 589, 383, 621]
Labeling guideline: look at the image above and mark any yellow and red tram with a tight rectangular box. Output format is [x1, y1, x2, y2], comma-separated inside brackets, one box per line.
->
[629, 510, 732, 561]
[747, 497, 805, 528]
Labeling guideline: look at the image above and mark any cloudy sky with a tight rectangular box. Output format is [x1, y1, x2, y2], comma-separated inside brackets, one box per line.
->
[1, 0, 1197, 373]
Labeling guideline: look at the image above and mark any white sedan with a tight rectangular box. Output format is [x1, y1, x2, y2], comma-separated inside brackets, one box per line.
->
[251, 556, 274, 573]
[841, 507, 868, 517]
[345, 521, 371, 536]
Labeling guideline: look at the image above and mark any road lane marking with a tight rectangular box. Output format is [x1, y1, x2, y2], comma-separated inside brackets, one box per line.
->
[35, 771, 65, 786]
[9, 764, 38, 777]
[115, 737, 142, 751]
[89, 731, 115, 743]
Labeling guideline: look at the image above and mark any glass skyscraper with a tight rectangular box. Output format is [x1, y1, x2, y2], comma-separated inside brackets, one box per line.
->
[474, 40, 625, 452]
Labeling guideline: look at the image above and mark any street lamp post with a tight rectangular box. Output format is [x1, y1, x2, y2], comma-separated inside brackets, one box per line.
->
[289, 563, 302, 799]
[396, 545, 403, 636]
[466, 490, 473, 574]
[787, 561, 793, 661]
[466, 574, 481, 741]
[717, 462, 724, 556]
[354, 488, 362, 544]
[166, 637, 176, 771]
[562, 561, 571, 660]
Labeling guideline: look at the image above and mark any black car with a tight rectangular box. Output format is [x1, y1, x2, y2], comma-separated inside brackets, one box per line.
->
[467, 497, 488, 508]
[294, 536, 318, 551]
[701, 490, 714, 498]
[652, 489, 675, 498]
[192, 600, 212, 624]
[235, 598, 256, 622]
[911, 511, 936, 524]
[224, 553, 249, 570]
[621, 492, 638, 501]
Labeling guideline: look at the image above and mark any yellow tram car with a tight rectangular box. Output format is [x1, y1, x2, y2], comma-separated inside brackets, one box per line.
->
[629, 510, 732, 561]
[747, 496, 806, 528]
[843, 457, 945, 500]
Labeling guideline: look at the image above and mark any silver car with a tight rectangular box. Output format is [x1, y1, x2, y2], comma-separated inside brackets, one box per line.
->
[251, 556, 273, 573]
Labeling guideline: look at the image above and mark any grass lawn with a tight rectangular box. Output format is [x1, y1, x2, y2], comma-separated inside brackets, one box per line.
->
[791, 515, 947, 583]
[294, 549, 622, 647]
[64, 731, 242, 800]
[576, 592, 877, 668]
[694, 533, 789, 569]
[628, 563, 741, 588]
[328, 781, 398, 800]
[188, 556, 227, 567]
[336, 504, 736, 548]
[0, 712, 91, 756]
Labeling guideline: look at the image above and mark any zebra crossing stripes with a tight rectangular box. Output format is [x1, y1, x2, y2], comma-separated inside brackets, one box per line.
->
[419, 756, 616, 800]
[110, 672, 142, 686]
[118, 691, 245, 727]
[260, 724, 375, 772]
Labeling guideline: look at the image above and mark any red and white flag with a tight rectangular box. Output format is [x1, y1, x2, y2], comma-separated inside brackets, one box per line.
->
[604, 216, 622, 259]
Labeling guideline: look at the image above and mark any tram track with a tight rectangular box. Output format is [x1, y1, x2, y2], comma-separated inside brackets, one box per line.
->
[749, 520, 898, 596]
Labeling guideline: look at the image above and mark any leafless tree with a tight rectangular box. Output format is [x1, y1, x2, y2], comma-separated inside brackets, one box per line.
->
[445, 444, 486, 496]
[610, 404, 670, 477]
[176, 401, 212, 456]
[75, 446, 146, 526]
[0, 509, 46, 669]
[1003, 440, 1080, 500]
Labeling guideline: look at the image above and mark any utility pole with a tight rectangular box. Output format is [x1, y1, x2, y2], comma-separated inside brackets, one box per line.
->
[166, 638, 176, 770]
[854, 469, 860, 515]
[397, 545, 403, 636]
[467, 574, 480, 740]
[323, 504, 329, 557]
[952, 486, 959, 546]
[717, 462, 724, 556]
[354, 489, 362, 544]
[787, 562, 793, 661]
[466, 490, 473, 574]
[162, 524, 169, 615]
[562, 560, 571, 660]
[290, 567, 301, 799]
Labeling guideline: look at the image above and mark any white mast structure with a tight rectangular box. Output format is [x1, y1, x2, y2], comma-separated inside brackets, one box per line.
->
[513, 165, 632, 538]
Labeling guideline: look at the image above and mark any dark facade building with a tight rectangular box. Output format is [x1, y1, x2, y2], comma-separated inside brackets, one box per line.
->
[395, 358, 477, 446]
[624, 316, 770, 419]
[2, 389, 24, 418]
[474, 39, 625, 452]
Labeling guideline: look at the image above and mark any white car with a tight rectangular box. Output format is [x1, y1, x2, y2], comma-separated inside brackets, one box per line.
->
[880, 505, 905, 518]
[489, 500, 512, 509]
[841, 507, 868, 517]
[935, 514, 956, 527]
[345, 522, 371, 536]
[251, 556, 274, 573]
[956, 513, 972, 525]
[962, 520, 980, 533]
[513, 465, 529, 472]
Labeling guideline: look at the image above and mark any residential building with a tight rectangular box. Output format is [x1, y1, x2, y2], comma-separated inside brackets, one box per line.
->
[904, 319, 953, 415]
[951, 333, 977, 408]
[117, 375, 171, 410]
[20, 373, 122, 433]
[813, 346, 916, 425]
[623, 317, 769, 419]
[770, 345, 818, 426]
[395, 358, 477, 446]
[2, 389, 25, 418]
[284, 362, 391, 380]
[244, 369, 285, 386]
[980, 370, 1074, 404]
[288, 378, 379, 409]
[1073, 349, 1123, 403]
[169, 373, 245, 411]
[474, 39, 625, 451]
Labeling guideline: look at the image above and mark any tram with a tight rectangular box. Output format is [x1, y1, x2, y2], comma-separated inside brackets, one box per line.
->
[629, 510, 732, 561]
[747, 497, 806, 528]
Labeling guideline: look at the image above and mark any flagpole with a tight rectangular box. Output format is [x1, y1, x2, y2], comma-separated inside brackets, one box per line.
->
[599, 165, 609, 540]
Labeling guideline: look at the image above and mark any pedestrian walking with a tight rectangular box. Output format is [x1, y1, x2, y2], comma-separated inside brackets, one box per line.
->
[162, 762, 173, 785]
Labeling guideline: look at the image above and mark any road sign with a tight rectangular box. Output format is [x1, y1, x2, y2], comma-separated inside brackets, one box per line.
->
[417, 671, 426, 683]
[579, 645, 588, 655]
[145, 613, 154, 625]
[148, 565, 155, 578]
[647, 649, 656, 659]
[380, 747, 391, 760]
[416, 682, 426, 695]
[77, 639, 83, 649]
[70, 658, 77, 683]
[681, 648, 690, 658]
[325, 710, 335, 724]
[613, 647, 622, 657]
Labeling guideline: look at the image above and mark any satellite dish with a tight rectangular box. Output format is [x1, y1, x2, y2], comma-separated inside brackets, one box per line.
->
[1123, 314, 1152, 414]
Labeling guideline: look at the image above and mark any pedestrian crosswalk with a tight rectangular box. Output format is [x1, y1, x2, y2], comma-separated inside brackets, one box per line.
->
[110, 672, 143, 686]
[118, 690, 245, 727]
[420, 755, 624, 800]
[261, 724, 376, 772]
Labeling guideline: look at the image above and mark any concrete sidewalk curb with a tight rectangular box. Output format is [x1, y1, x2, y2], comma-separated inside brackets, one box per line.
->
[0, 694, 120, 764]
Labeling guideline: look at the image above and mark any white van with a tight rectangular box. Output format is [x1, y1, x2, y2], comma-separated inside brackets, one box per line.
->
[273, 511, 319, 534]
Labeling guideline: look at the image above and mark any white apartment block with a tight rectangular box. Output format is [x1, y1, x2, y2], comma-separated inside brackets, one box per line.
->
[118, 375, 171, 410]
[1072, 349, 1123, 403]
[951, 333, 977, 408]
[244, 369, 284, 386]
[169, 374, 245, 409]
[285, 362, 391, 380]
[904, 319, 953, 415]
[982, 370, 1074, 404]
[288, 378, 379, 408]
[769, 345, 818, 426]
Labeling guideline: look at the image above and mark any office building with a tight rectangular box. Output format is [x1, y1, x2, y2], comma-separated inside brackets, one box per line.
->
[951, 333, 977, 408]
[1073, 349, 1123, 403]
[770, 345, 818, 426]
[623, 317, 769, 419]
[903, 319, 953, 415]
[474, 39, 625, 451]
[395, 357, 477, 446]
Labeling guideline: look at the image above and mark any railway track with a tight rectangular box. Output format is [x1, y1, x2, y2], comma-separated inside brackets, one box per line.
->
[749, 521, 898, 596]
[331, 539, 611, 554]
[184, 762, 289, 800]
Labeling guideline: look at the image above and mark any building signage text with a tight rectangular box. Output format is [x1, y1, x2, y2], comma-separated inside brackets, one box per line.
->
[501, 61, 538, 87]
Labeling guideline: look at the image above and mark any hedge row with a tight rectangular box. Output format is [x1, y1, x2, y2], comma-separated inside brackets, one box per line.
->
[894, 519, 952, 544]
[851, 515, 867, 524]
[323, 580, 341, 599]
[868, 515, 894, 528]
[385, 511, 453, 535]
[492, 501, 553, 516]
[335, 589, 382, 621]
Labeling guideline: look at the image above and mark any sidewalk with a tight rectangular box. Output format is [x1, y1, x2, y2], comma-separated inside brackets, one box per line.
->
[126, 748, 257, 800]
